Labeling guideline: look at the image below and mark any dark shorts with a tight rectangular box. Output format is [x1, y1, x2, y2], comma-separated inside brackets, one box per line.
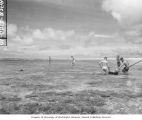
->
[122, 67, 129, 73]
[117, 62, 121, 67]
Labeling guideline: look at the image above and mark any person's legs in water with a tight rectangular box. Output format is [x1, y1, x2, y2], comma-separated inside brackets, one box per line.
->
[122, 67, 129, 73]
[116, 55, 121, 68]
[102, 66, 109, 74]
[120, 57, 129, 73]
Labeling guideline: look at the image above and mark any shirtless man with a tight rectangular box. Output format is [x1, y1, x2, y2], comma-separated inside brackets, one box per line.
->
[116, 55, 121, 69]
[120, 57, 129, 73]
[99, 57, 110, 74]
[71, 56, 75, 66]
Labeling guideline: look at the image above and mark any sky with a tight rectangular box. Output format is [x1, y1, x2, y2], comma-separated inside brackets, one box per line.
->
[1, 0, 142, 59]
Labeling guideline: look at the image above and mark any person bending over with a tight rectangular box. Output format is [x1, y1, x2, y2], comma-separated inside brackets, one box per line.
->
[120, 57, 129, 73]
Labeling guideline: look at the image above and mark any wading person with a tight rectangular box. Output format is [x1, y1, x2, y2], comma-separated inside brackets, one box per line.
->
[71, 56, 75, 66]
[49, 56, 51, 64]
[116, 55, 121, 69]
[120, 57, 129, 73]
[99, 57, 119, 75]
[99, 57, 110, 74]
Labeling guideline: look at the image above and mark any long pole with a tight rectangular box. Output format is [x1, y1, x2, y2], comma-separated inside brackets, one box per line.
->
[129, 60, 142, 68]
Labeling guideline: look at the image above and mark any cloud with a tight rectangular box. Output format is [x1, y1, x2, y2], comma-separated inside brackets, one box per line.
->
[89, 32, 113, 38]
[102, 0, 142, 50]
[32, 29, 45, 39]
[102, 0, 142, 27]
[3, 23, 142, 58]
[8, 24, 18, 37]
[6, 24, 84, 58]
[122, 28, 142, 44]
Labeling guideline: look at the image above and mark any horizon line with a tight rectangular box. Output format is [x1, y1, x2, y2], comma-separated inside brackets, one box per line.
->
[0, 57, 141, 60]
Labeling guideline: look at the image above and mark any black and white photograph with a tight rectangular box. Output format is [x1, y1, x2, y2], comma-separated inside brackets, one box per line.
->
[0, 0, 142, 118]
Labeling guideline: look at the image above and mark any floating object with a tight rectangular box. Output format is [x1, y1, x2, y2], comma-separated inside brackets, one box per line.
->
[19, 69, 24, 71]
[108, 71, 119, 75]
[99, 59, 142, 75]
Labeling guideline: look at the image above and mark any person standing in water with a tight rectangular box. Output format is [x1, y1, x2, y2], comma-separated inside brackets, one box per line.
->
[120, 57, 129, 73]
[49, 56, 52, 64]
[116, 55, 121, 69]
[99, 57, 110, 74]
[71, 56, 75, 66]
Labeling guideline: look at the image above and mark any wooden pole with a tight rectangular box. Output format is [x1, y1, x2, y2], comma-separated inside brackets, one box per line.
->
[129, 60, 142, 68]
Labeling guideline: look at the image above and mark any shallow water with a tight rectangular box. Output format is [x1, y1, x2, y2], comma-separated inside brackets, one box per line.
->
[0, 59, 142, 114]
[0, 60, 141, 92]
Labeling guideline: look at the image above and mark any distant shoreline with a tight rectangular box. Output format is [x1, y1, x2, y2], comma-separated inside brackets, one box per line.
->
[0, 58, 141, 61]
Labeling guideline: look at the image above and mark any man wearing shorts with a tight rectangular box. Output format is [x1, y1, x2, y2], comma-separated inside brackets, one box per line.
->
[120, 57, 129, 73]
[116, 55, 121, 69]
[99, 57, 110, 74]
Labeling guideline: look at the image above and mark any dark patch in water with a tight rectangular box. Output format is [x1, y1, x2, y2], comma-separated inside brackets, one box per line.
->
[87, 81, 103, 86]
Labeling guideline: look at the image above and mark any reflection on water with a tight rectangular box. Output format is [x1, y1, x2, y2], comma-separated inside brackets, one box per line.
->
[126, 80, 132, 87]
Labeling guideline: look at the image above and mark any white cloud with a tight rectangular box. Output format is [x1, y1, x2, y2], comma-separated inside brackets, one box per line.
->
[89, 32, 113, 38]
[8, 24, 18, 37]
[102, 0, 142, 50]
[102, 0, 142, 27]
[32, 29, 45, 39]
[4, 23, 142, 58]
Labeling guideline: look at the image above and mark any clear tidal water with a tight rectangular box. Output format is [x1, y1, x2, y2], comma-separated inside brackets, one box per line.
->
[0, 59, 142, 114]
[0, 60, 142, 93]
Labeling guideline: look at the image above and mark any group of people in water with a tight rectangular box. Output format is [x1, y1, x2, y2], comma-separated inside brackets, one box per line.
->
[48, 55, 138, 75]
[48, 55, 130, 74]
[99, 55, 129, 75]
